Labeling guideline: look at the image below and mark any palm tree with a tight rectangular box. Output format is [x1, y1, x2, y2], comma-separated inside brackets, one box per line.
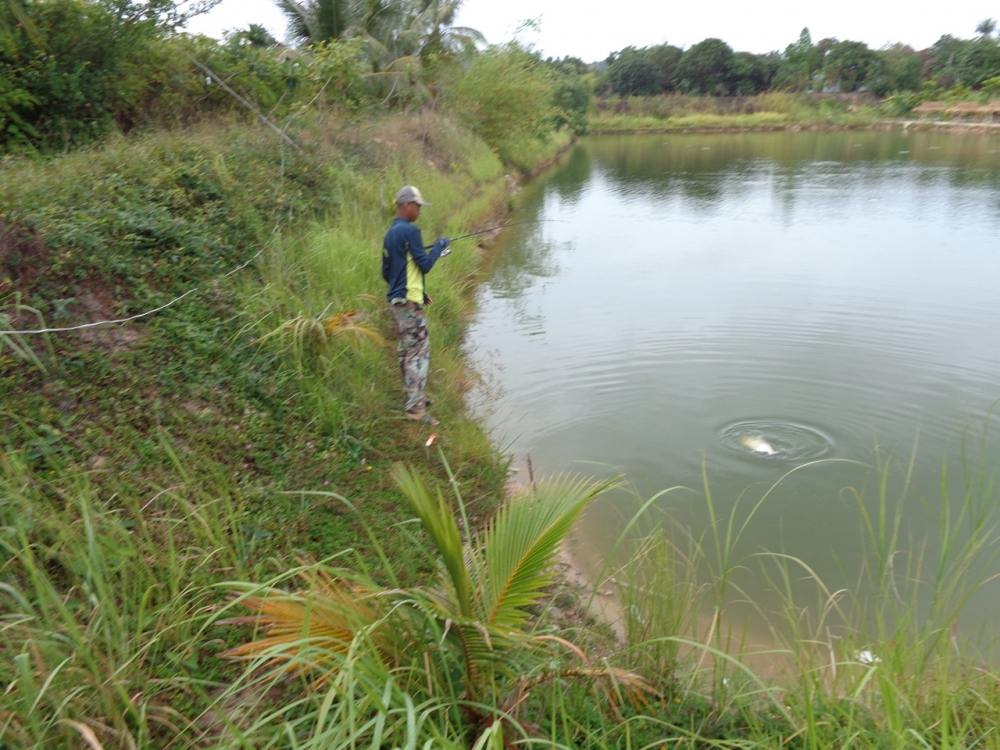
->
[226, 23, 279, 48]
[409, 0, 484, 59]
[224, 465, 652, 733]
[276, 0, 353, 45]
[275, 0, 481, 59]
[975, 18, 997, 38]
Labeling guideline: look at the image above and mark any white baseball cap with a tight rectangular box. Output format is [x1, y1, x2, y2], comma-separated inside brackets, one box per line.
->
[395, 185, 429, 206]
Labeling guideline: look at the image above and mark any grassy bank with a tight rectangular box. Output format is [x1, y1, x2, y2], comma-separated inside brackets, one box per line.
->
[589, 93, 883, 133]
[4, 107, 1000, 748]
[0, 110, 572, 746]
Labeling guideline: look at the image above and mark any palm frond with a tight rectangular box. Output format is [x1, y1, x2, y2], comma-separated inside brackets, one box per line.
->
[479, 475, 616, 630]
[323, 309, 384, 344]
[444, 25, 484, 41]
[222, 573, 383, 672]
[392, 464, 474, 618]
[257, 310, 383, 362]
[275, 0, 316, 45]
[316, 0, 349, 41]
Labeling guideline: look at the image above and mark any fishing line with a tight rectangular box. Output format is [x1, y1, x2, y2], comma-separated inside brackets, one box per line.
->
[424, 218, 566, 250]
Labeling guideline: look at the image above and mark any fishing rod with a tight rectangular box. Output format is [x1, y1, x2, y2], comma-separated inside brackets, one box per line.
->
[424, 218, 564, 250]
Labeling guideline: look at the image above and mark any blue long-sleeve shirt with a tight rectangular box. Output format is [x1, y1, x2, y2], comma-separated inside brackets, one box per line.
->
[382, 218, 443, 304]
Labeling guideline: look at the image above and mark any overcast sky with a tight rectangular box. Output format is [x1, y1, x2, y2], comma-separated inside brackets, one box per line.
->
[186, 0, 998, 60]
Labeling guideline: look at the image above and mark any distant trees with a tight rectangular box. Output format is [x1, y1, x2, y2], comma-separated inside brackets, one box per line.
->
[873, 44, 923, 94]
[648, 44, 685, 91]
[547, 56, 593, 133]
[821, 40, 880, 92]
[605, 44, 682, 95]
[729, 51, 780, 94]
[604, 40, 775, 96]
[927, 35, 966, 86]
[774, 28, 822, 90]
[601, 19, 1000, 98]
[673, 38, 734, 94]
[975, 18, 997, 39]
[955, 39, 1000, 87]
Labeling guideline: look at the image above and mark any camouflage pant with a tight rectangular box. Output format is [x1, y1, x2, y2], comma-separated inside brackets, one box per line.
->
[389, 301, 430, 413]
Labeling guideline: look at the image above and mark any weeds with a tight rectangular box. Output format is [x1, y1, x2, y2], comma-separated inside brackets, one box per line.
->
[589, 93, 883, 133]
[3, 104, 999, 748]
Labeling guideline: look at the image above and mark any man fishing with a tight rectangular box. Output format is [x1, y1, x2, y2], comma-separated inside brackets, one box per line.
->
[382, 185, 450, 424]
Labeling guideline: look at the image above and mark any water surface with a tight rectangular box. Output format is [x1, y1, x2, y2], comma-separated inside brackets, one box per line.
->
[466, 131, 1000, 646]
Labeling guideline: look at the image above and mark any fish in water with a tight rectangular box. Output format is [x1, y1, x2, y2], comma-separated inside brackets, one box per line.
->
[739, 434, 777, 456]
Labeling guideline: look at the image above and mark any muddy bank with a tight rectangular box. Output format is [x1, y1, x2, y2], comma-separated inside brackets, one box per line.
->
[591, 120, 1000, 136]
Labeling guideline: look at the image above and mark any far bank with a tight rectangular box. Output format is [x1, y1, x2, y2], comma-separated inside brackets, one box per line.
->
[588, 92, 1000, 135]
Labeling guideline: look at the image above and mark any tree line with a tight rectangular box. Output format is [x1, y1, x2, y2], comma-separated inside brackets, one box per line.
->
[601, 23, 1000, 97]
[4, 1, 1000, 155]
[0, 0, 590, 154]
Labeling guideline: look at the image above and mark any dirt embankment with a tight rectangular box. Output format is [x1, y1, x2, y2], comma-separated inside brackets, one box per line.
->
[591, 120, 1000, 136]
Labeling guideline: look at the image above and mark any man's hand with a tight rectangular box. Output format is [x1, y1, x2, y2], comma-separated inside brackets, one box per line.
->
[435, 237, 451, 257]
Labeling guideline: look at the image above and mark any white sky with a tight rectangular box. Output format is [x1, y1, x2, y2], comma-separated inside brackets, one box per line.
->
[186, 0, 998, 60]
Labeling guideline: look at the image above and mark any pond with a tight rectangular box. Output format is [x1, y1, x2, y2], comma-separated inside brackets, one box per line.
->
[465, 131, 1000, 652]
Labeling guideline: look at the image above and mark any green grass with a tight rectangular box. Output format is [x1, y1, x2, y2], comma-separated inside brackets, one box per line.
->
[0, 110, 525, 746]
[3, 108, 999, 747]
[0, 109, 512, 529]
[4, 411, 998, 745]
[589, 93, 882, 133]
[605, 433, 1000, 749]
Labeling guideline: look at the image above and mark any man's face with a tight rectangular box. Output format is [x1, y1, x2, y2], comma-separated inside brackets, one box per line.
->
[404, 202, 421, 221]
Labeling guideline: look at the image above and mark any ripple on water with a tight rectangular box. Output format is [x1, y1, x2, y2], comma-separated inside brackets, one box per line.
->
[719, 419, 836, 461]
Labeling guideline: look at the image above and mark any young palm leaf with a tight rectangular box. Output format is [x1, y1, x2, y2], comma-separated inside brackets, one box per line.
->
[393, 465, 617, 689]
[391, 463, 474, 618]
[479, 475, 617, 630]
[224, 463, 623, 722]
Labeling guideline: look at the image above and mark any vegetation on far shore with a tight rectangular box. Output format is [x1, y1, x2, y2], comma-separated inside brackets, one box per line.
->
[4, 2, 1000, 157]
[3, 1, 1000, 747]
[596, 24, 1000, 101]
[585, 93, 883, 133]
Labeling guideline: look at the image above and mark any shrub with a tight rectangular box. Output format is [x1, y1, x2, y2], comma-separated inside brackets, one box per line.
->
[982, 75, 1000, 97]
[447, 44, 557, 166]
[880, 92, 922, 116]
[0, 2, 371, 152]
[0, 0, 163, 149]
[552, 72, 591, 134]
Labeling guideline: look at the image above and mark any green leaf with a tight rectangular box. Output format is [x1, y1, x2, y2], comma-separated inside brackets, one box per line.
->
[392, 464, 474, 618]
[479, 475, 615, 629]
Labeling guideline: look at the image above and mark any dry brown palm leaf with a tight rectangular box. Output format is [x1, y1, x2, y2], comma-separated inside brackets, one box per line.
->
[258, 309, 384, 355]
[222, 576, 383, 673]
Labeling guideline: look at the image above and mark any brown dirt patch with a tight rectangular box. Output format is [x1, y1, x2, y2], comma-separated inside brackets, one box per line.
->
[1, 220, 146, 351]
[73, 289, 148, 352]
[0, 220, 49, 294]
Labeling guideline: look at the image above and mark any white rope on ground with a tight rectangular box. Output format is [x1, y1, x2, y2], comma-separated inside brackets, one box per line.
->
[0, 249, 263, 336]
[0, 55, 298, 338]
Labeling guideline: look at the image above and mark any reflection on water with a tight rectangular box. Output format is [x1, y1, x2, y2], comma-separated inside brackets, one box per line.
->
[466, 131, 1000, 647]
